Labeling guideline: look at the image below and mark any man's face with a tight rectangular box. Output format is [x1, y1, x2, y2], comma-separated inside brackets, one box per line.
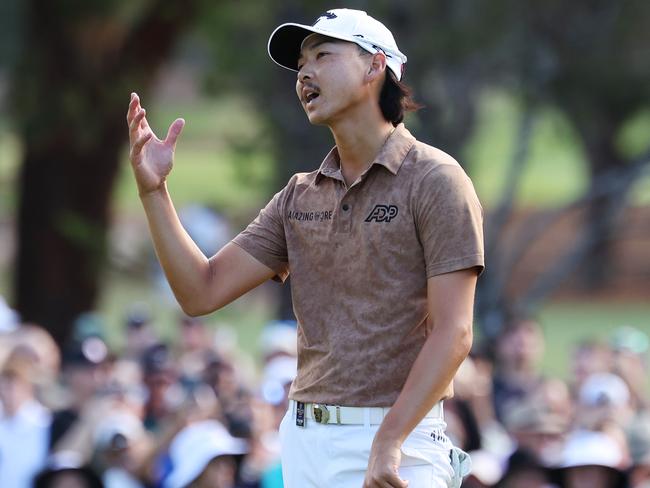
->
[296, 34, 378, 126]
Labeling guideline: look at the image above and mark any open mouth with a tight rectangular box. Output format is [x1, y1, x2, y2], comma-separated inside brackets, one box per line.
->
[304, 90, 320, 105]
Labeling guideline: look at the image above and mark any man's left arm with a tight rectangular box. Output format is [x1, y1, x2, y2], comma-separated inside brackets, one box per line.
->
[363, 268, 478, 488]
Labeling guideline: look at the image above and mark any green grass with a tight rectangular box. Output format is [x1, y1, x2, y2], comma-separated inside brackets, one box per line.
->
[537, 302, 650, 385]
[465, 91, 589, 208]
[97, 270, 275, 362]
[113, 95, 275, 216]
[464, 90, 650, 208]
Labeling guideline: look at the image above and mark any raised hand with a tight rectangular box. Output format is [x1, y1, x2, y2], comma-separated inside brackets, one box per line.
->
[127, 92, 185, 196]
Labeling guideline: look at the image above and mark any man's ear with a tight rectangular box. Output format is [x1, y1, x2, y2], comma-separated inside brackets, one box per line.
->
[365, 52, 387, 83]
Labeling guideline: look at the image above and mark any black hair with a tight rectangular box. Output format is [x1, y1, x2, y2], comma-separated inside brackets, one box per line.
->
[357, 46, 423, 126]
[379, 69, 423, 126]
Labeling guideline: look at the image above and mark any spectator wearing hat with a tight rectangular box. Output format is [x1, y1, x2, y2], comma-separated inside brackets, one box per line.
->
[492, 316, 546, 424]
[503, 396, 569, 467]
[576, 372, 634, 435]
[49, 336, 109, 450]
[0, 295, 19, 335]
[33, 451, 104, 488]
[496, 448, 554, 488]
[123, 305, 159, 360]
[176, 314, 215, 389]
[569, 340, 612, 401]
[627, 412, 650, 488]
[552, 429, 629, 488]
[141, 343, 180, 433]
[92, 410, 150, 488]
[609, 326, 649, 410]
[0, 345, 52, 487]
[258, 321, 297, 364]
[163, 419, 247, 488]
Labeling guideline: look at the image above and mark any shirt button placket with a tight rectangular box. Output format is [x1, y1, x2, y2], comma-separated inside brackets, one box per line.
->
[340, 201, 352, 233]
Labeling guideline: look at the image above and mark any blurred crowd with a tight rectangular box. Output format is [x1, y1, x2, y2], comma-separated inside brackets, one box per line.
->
[0, 294, 649, 488]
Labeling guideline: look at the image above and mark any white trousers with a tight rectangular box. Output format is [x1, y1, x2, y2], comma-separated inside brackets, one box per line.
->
[279, 403, 466, 488]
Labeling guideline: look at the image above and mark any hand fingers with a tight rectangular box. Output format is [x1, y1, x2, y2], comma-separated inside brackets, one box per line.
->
[131, 132, 153, 160]
[165, 118, 185, 147]
[129, 108, 147, 140]
[368, 473, 408, 488]
[126, 92, 140, 125]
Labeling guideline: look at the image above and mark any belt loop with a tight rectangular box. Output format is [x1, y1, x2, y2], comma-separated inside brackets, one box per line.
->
[336, 406, 341, 425]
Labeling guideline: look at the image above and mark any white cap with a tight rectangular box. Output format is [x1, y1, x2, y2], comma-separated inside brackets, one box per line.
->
[259, 321, 297, 359]
[93, 411, 146, 450]
[579, 372, 630, 408]
[261, 355, 297, 405]
[164, 420, 247, 488]
[268, 8, 407, 81]
[0, 296, 19, 333]
[559, 430, 624, 469]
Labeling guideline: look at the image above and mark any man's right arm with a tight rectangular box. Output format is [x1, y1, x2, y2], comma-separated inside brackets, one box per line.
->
[140, 186, 276, 316]
[127, 93, 276, 316]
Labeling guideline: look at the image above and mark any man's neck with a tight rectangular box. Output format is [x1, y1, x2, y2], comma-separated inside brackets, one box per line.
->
[329, 114, 395, 187]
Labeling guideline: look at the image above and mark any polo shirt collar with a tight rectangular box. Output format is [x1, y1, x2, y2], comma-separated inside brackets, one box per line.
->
[316, 123, 415, 184]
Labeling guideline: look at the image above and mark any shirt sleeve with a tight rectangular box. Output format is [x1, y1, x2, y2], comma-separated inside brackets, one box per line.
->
[231, 185, 290, 283]
[414, 163, 485, 278]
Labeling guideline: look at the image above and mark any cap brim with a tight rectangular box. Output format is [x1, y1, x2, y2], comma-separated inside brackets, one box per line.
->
[268, 24, 315, 72]
[268, 23, 365, 73]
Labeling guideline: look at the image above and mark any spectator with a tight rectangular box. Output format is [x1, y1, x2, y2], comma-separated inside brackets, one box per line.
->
[627, 412, 650, 488]
[258, 321, 297, 364]
[176, 314, 214, 388]
[503, 396, 568, 466]
[569, 340, 612, 398]
[33, 451, 103, 488]
[492, 316, 545, 423]
[49, 336, 109, 450]
[163, 419, 247, 488]
[553, 429, 629, 488]
[141, 343, 180, 433]
[93, 410, 150, 488]
[576, 372, 634, 432]
[496, 448, 554, 488]
[609, 326, 649, 409]
[123, 305, 159, 360]
[0, 345, 52, 487]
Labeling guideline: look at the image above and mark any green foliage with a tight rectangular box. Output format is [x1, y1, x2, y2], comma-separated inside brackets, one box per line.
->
[538, 302, 650, 383]
[465, 90, 589, 207]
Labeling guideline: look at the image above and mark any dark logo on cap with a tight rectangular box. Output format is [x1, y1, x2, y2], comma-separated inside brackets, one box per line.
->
[365, 205, 398, 222]
[313, 11, 337, 25]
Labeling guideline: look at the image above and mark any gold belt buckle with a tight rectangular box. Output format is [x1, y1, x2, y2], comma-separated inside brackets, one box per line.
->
[312, 404, 330, 424]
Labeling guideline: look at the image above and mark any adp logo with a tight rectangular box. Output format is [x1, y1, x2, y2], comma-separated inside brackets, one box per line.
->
[365, 205, 398, 223]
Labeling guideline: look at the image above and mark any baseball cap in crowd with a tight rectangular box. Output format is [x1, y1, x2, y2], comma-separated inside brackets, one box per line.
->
[261, 355, 297, 405]
[268, 8, 408, 80]
[579, 372, 630, 408]
[0, 295, 19, 333]
[62, 337, 108, 368]
[554, 430, 628, 487]
[164, 420, 247, 488]
[627, 413, 650, 467]
[504, 400, 568, 435]
[259, 320, 297, 360]
[609, 325, 649, 355]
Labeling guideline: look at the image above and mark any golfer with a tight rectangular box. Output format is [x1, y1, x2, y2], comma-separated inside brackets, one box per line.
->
[127, 8, 483, 488]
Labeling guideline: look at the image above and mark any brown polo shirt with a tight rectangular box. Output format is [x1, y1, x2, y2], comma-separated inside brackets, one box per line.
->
[232, 124, 484, 407]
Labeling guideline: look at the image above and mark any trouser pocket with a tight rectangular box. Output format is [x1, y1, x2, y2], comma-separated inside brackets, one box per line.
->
[448, 446, 472, 488]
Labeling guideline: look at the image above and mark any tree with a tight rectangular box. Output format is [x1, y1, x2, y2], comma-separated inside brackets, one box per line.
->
[10, 0, 200, 346]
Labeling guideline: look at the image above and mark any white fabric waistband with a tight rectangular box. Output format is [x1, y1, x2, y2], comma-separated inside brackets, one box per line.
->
[289, 399, 444, 425]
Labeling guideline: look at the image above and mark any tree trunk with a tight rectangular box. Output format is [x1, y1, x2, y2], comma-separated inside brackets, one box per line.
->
[11, 0, 199, 346]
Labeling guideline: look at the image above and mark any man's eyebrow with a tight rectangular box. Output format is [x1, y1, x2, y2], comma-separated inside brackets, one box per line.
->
[298, 39, 336, 62]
